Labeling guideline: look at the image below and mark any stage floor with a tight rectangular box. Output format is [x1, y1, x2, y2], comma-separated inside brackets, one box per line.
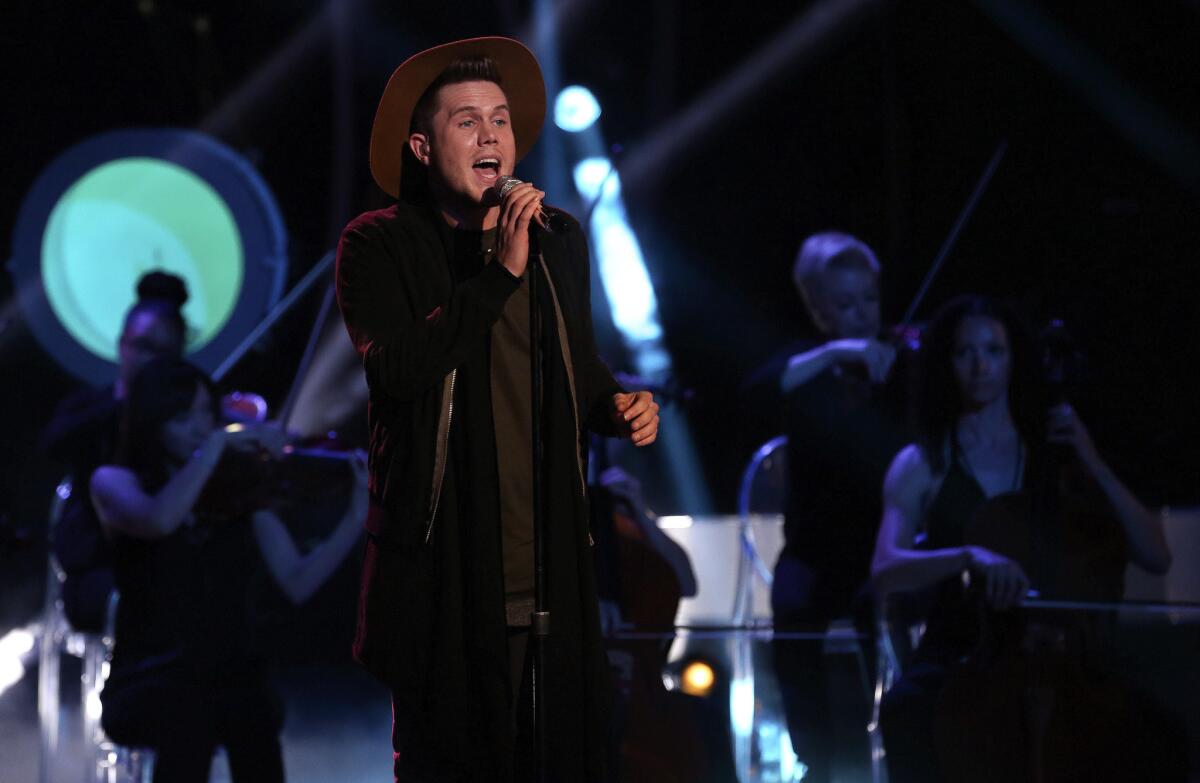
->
[0, 659, 394, 783]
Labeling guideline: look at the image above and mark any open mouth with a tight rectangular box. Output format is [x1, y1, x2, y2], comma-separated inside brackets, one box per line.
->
[472, 157, 501, 182]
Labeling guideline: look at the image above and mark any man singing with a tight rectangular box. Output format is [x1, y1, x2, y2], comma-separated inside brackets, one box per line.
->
[335, 37, 659, 782]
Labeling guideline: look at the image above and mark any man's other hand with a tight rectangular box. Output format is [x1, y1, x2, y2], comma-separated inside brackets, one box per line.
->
[611, 391, 659, 446]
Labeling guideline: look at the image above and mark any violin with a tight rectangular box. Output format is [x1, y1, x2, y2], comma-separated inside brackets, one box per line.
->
[194, 439, 357, 519]
[192, 392, 357, 519]
[196, 257, 359, 520]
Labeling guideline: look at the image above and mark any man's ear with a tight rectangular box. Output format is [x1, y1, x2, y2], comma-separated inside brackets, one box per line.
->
[408, 133, 431, 166]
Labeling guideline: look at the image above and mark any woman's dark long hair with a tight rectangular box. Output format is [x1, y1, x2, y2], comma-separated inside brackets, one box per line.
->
[916, 296, 1048, 474]
[115, 358, 217, 492]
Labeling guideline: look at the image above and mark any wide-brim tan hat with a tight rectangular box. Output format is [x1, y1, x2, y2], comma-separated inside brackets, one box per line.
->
[369, 36, 546, 198]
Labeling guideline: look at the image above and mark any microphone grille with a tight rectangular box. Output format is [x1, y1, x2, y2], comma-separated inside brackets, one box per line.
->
[496, 175, 522, 198]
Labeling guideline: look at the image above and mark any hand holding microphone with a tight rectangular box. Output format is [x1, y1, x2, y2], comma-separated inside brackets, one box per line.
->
[497, 176, 562, 231]
[494, 175, 547, 278]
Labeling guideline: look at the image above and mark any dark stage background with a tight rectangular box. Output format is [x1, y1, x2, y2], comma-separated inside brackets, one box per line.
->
[2, 0, 1199, 635]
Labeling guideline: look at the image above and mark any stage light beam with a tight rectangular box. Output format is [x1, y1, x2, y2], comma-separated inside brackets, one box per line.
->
[571, 157, 662, 350]
[0, 627, 36, 698]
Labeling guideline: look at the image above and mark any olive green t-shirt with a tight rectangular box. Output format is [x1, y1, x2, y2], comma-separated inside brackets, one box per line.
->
[481, 231, 535, 618]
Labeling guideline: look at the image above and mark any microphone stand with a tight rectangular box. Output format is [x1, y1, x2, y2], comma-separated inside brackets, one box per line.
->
[528, 231, 550, 782]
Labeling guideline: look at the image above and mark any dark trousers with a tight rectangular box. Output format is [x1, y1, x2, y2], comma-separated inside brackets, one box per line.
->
[771, 554, 873, 783]
[100, 664, 285, 783]
[507, 625, 533, 779]
[771, 636, 835, 782]
[391, 628, 532, 783]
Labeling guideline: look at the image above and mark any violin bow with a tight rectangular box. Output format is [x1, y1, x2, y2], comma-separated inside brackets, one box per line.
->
[211, 250, 336, 383]
[895, 140, 1009, 333]
[276, 281, 338, 433]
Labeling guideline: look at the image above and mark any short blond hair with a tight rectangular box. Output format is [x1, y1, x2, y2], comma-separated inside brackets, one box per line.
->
[792, 232, 881, 318]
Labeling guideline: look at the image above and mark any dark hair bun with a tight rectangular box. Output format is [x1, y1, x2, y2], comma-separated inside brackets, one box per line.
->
[136, 270, 189, 309]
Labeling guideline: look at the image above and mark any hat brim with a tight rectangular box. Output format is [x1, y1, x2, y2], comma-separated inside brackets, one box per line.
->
[369, 36, 546, 198]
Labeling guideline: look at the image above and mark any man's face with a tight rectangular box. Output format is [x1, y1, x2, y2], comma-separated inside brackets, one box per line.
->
[412, 80, 516, 213]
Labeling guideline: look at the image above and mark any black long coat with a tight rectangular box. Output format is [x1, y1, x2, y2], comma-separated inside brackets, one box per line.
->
[336, 199, 620, 781]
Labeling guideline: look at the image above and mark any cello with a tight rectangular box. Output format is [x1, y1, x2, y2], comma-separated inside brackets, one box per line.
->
[588, 385, 708, 782]
[931, 322, 1174, 782]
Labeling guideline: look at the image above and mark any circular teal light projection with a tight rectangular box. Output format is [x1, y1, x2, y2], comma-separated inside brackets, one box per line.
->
[42, 158, 244, 361]
[11, 129, 287, 386]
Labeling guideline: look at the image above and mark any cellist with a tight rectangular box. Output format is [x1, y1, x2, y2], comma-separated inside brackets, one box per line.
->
[870, 295, 1176, 782]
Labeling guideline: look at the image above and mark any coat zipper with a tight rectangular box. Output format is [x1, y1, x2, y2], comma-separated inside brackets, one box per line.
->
[424, 368, 456, 544]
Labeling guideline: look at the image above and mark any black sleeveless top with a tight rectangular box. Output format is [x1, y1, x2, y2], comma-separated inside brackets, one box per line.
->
[912, 446, 1127, 663]
[912, 451, 993, 661]
[923, 449, 993, 550]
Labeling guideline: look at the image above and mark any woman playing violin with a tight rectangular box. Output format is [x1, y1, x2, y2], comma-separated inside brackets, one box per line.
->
[89, 357, 367, 783]
[871, 295, 1173, 783]
[41, 271, 189, 632]
[780, 232, 897, 390]
[771, 232, 912, 782]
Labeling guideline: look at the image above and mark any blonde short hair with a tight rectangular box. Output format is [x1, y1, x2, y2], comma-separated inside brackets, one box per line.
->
[792, 232, 881, 317]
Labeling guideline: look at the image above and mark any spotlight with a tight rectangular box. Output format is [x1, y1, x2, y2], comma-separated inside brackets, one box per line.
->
[554, 85, 601, 133]
[0, 627, 36, 698]
[9, 129, 287, 385]
[571, 157, 618, 203]
[680, 659, 716, 697]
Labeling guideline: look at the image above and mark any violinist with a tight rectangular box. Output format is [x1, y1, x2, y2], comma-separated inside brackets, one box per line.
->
[89, 357, 367, 783]
[41, 270, 188, 633]
[771, 232, 911, 782]
[871, 295, 1174, 783]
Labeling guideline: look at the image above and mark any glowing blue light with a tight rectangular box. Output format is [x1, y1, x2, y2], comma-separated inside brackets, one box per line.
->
[633, 345, 671, 378]
[572, 157, 619, 203]
[730, 676, 755, 737]
[554, 85, 601, 133]
[592, 216, 661, 343]
[780, 729, 801, 781]
[572, 157, 661, 345]
[568, 144, 713, 512]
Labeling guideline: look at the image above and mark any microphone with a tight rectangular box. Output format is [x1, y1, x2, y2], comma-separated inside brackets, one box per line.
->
[494, 176, 567, 233]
